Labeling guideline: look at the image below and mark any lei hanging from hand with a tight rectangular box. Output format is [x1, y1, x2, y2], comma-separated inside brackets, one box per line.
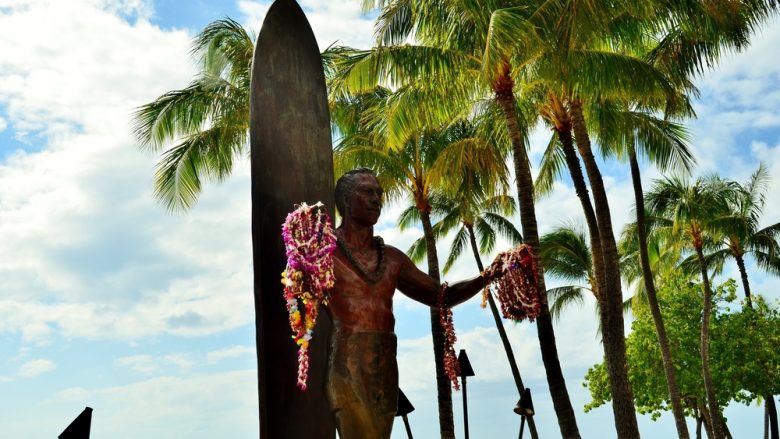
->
[439, 244, 541, 390]
[280, 202, 337, 390]
[482, 244, 541, 321]
[438, 282, 461, 390]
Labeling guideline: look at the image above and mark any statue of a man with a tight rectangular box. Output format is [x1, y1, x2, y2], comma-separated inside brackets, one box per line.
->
[326, 168, 500, 438]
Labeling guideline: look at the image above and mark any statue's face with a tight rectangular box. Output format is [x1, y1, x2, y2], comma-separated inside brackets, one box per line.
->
[347, 174, 383, 226]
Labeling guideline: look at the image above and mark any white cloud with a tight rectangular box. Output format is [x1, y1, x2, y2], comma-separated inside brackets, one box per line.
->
[0, 0, 255, 343]
[91, 370, 258, 439]
[206, 345, 255, 364]
[18, 358, 56, 378]
[163, 353, 195, 371]
[686, 18, 780, 177]
[238, 0, 375, 50]
[0, 0, 192, 136]
[115, 348, 253, 376]
[104, 0, 154, 22]
[51, 386, 92, 403]
[115, 355, 158, 374]
[0, 116, 6, 132]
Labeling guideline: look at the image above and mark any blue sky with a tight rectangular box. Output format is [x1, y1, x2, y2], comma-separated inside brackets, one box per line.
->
[0, 1, 778, 438]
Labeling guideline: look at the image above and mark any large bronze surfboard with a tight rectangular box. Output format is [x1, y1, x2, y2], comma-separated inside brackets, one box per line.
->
[250, 1, 336, 437]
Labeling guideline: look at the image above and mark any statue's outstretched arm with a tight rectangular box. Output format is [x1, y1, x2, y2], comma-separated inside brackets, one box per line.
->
[391, 245, 489, 307]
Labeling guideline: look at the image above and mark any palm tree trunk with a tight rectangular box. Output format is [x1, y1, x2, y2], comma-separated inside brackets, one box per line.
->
[734, 253, 753, 308]
[466, 225, 539, 439]
[420, 207, 456, 439]
[556, 124, 608, 303]
[694, 244, 726, 439]
[629, 148, 690, 439]
[569, 99, 639, 438]
[494, 73, 581, 438]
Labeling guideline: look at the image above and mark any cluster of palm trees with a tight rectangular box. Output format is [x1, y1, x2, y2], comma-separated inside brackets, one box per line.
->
[132, 1, 780, 438]
[546, 168, 780, 438]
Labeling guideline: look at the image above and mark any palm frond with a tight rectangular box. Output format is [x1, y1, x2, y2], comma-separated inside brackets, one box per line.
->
[540, 225, 592, 283]
[535, 132, 565, 198]
[397, 205, 421, 230]
[406, 235, 428, 264]
[443, 226, 470, 273]
[482, 6, 543, 84]
[483, 212, 523, 246]
[547, 286, 587, 321]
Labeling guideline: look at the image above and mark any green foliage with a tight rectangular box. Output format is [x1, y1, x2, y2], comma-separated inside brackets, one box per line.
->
[539, 225, 594, 320]
[133, 18, 253, 211]
[583, 272, 780, 419]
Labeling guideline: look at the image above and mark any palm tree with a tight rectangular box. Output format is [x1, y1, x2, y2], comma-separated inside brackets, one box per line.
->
[133, 18, 253, 211]
[710, 165, 780, 307]
[594, 103, 695, 438]
[646, 175, 739, 439]
[331, 85, 507, 437]
[539, 225, 597, 320]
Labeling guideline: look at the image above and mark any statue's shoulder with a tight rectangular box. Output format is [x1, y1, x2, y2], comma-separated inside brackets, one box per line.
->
[378, 239, 408, 263]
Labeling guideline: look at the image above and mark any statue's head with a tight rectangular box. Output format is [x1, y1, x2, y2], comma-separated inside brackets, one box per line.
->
[335, 168, 383, 225]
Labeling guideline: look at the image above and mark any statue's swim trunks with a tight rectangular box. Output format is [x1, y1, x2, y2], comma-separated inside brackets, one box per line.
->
[326, 330, 398, 439]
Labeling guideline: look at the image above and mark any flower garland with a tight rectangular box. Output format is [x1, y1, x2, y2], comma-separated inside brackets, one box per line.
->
[280, 202, 337, 390]
[438, 245, 541, 390]
[438, 282, 461, 390]
[482, 244, 541, 322]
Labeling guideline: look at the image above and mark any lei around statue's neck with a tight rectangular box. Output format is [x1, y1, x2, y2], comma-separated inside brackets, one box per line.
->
[336, 221, 375, 250]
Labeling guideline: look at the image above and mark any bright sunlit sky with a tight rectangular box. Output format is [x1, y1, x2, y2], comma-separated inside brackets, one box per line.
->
[0, 1, 778, 438]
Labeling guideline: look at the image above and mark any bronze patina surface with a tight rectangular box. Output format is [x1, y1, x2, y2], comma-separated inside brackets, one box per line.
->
[325, 170, 498, 438]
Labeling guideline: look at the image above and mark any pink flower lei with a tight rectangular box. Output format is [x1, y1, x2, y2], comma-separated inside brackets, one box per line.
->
[482, 244, 542, 322]
[280, 202, 337, 390]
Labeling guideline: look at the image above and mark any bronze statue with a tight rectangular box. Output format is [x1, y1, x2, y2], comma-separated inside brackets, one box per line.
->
[326, 168, 502, 438]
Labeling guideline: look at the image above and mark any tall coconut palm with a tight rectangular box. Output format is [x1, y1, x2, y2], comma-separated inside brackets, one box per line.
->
[486, 4, 690, 434]
[331, 85, 508, 437]
[333, 1, 604, 433]
[133, 18, 253, 211]
[644, 1, 780, 435]
[594, 103, 695, 437]
[646, 175, 740, 439]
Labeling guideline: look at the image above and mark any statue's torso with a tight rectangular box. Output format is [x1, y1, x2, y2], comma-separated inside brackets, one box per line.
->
[328, 244, 402, 335]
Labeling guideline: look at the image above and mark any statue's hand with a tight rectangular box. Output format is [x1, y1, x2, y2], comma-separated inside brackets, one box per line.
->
[484, 253, 508, 282]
